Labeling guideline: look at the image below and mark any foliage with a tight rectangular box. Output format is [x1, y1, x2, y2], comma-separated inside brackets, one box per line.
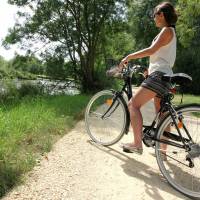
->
[127, 0, 177, 66]
[11, 70, 36, 80]
[18, 82, 44, 97]
[45, 55, 68, 79]
[90, 29, 135, 92]
[176, 0, 200, 48]
[0, 80, 44, 103]
[11, 55, 44, 75]
[0, 56, 37, 80]
[5, 0, 127, 92]
[175, 0, 200, 94]
[127, 0, 200, 94]
[127, 0, 159, 49]
[0, 94, 91, 197]
[0, 56, 12, 78]
[2, 0, 200, 94]
[0, 80, 19, 103]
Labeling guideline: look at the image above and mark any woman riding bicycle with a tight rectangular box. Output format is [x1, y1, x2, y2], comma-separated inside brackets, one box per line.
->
[118, 2, 178, 154]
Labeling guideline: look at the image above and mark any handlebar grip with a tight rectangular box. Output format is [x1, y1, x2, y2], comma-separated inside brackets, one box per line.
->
[123, 62, 128, 68]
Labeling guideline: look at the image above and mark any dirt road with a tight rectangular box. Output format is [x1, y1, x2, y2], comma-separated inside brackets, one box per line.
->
[2, 100, 191, 200]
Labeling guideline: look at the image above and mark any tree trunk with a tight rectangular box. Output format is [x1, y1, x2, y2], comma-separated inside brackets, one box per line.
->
[81, 49, 96, 92]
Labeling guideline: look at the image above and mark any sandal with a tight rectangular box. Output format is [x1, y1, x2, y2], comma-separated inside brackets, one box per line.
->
[120, 143, 143, 154]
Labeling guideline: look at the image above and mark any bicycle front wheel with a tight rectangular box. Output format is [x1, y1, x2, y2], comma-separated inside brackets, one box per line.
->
[155, 104, 200, 198]
[85, 90, 128, 146]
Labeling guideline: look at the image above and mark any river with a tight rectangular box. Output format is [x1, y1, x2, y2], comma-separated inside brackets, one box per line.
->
[0, 78, 80, 96]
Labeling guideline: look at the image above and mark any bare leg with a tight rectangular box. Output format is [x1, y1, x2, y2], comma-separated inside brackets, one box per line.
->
[127, 87, 157, 148]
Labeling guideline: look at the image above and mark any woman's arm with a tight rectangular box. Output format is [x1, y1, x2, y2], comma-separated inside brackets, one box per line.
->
[119, 27, 174, 69]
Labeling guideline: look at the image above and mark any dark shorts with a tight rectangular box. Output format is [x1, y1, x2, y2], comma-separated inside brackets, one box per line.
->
[141, 71, 171, 97]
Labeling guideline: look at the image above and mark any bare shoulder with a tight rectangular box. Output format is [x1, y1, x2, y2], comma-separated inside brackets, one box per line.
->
[160, 27, 174, 38]
[151, 27, 174, 48]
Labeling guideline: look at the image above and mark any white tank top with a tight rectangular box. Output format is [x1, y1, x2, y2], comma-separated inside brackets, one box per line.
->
[149, 27, 176, 75]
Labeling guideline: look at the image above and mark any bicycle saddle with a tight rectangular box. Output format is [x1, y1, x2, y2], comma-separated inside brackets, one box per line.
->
[162, 73, 192, 85]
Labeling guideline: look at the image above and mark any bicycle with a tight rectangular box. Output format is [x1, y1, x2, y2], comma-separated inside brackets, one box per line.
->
[84, 64, 200, 199]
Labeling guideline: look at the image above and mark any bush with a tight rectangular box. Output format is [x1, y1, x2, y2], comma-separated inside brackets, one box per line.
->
[18, 83, 44, 97]
[85, 62, 120, 93]
[12, 71, 36, 80]
[0, 80, 44, 103]
[0, 80, 19, 103]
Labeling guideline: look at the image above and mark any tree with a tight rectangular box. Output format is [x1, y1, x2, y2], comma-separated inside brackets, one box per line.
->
[127, 0, 161, 66]
[5, 0, 127, 91]
[176, 0, 200, 48]
[0, 56, 10, 78]
[11, 55, 43, 74]
[127, 0, 177, 65]
[45, 55, 67, 79]
[127, 0, 200, 94]
[175, 0, 200, 94]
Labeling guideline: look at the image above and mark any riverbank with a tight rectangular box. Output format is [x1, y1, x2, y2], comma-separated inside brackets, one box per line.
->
[0, 94, 91, 197]
[1, 99, 190, 200]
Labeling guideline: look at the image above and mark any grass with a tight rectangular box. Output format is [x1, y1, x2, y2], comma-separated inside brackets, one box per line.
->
[172, 93, 200, 105]
[0, 91, 199, 197]
[172, 93, 200, 118]
[0, 94, 91, 197]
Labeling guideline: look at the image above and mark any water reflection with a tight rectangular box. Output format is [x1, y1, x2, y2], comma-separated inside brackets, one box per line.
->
[0, 78, 80, 96]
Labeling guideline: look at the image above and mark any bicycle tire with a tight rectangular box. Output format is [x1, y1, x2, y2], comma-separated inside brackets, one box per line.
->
[155, 104, 200, 198]
[85, 90, 129, 146]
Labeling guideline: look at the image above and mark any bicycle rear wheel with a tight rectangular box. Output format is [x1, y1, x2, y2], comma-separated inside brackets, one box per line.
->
[155, 104, 200, 198]
[85, 90, 128, 146]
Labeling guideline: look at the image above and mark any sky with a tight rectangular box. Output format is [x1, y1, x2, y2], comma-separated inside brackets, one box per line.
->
[0, 0, 23, 60]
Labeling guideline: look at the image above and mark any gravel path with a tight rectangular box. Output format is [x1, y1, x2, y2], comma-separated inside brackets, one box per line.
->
[2, 100, 191, 200]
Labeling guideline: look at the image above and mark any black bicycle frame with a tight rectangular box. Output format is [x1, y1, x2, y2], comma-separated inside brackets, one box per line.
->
[144, 97, 193, 150]
[104, 68, 193, 150]
[122, 76, 133, 100]
[101, 73, 133, 120]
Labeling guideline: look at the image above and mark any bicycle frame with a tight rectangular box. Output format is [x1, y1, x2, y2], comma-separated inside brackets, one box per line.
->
[124, 79, 193, 151]
[121, 75, 133, 100]
[105, 66, 194, 151]
[143, 95, 193, 150]
[85, 66, 200, 197]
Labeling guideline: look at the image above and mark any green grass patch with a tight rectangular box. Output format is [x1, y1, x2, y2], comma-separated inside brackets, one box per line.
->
[0, 94, 91, 197]
[172, 93, 200, 105]
[172, 93, 200, 118]
[193, 112, 200, 118]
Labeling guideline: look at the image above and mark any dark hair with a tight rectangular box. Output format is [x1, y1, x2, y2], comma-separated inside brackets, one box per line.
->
[154, 2, 178, 26]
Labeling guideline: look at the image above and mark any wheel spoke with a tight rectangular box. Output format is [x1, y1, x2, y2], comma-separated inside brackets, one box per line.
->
[155, 105, 200, 198]
[89, 111, 103, 117]
[85, 90, 127, 146]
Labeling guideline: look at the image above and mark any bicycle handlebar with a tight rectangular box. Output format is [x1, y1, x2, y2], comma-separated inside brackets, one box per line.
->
[106, 64, 147, 79]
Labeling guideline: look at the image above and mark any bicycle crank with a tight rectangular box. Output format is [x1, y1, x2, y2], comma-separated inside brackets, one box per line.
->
[185, 144, 200, 168]
[186, 144, 200, 159]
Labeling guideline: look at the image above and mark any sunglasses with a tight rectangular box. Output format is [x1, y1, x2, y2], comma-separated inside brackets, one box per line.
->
[153, 11, 161, 18]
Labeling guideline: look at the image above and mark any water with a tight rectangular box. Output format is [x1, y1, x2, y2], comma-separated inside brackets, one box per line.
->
[33, 78, 80, 95]
[0, 78, 80, 96]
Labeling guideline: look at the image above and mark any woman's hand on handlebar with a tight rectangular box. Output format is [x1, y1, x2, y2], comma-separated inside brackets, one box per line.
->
[143, 69, 148, 79]
[118, 57, 129, 70]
